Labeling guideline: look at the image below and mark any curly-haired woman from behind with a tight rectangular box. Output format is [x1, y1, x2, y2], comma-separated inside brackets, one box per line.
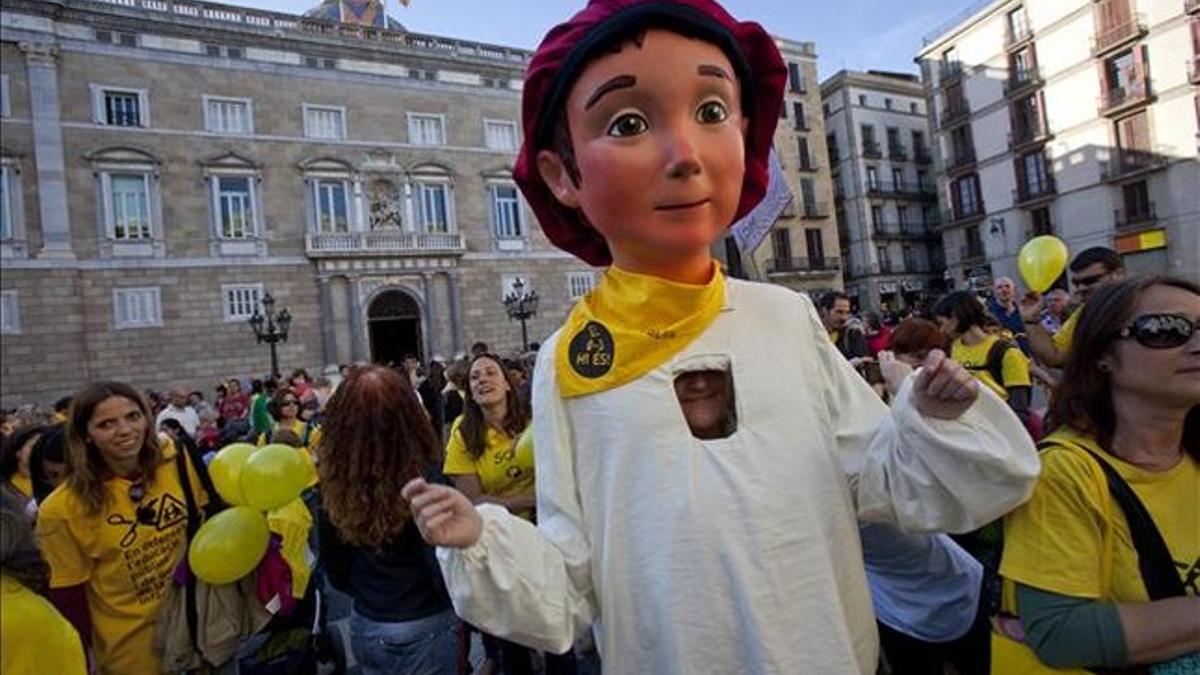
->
[994, 276, 1199, 673]
[315, 365, 458, 675]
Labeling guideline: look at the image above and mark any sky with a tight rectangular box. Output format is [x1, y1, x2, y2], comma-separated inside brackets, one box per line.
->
[228, 0, 973, 82]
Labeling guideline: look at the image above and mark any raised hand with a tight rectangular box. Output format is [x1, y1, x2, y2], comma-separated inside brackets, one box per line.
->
[911, 349, 979, 420]
[1018, 291, 1042, 323]
[877, 350, 913, 398]
[402, 478, 484, 549]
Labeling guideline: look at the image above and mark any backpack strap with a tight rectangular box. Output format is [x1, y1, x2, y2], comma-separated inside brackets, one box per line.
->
[1073, 445, 1186, 601]
[985, 338, 1016, 389]
[173, 449, 202, 655]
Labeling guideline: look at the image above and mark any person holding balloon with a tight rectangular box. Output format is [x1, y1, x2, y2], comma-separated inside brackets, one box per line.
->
[1019, 244, 1125, 368]
[35, 381, 211, 675]
[314, 364, 459, 675]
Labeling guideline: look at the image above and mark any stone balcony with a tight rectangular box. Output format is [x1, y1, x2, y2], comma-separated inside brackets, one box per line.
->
[304, 231, 466, 258]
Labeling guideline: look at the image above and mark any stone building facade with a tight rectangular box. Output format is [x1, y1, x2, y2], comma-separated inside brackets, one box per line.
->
[821, 70, 944, 313]
[916, 0, 1199, 292]
[0, 0, 838, 408]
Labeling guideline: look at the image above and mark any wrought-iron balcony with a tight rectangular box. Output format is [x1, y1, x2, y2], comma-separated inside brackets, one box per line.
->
[1012, 175, 1057, 207]
[888, 144, 908, 161]
[914, 147, 934, 165]
[1100, 149, 1170, 183]
[945, 147, 977, 173]
[1008, 125, 1054, 151]
[1091, 16, 1147, 58]
[867, 181, 938, 201]
[1004, 67, 1043, 97]
[1114, 203, 1157, 230]
[304, 230, 466, 257]
[939, 104, 970, 130]
[872, 223, 935, 240]
[1005, 23, 1034, 50]
[939, 61, 964, 87]
[1098, 76, 1152, 117]
[863, 140, 883, 159]
[940, 203, 986, 229]
[959, 244, 987, 264]
[765, 257, 841, 276]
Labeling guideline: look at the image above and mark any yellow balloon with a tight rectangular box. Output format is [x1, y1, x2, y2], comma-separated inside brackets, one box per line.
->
[1018, 235, 1069, 293]
[188, 506, 270, 585]
[240, 444, 313, 512]
[208, 443, 255, 506]
[515, 426, 534, 467]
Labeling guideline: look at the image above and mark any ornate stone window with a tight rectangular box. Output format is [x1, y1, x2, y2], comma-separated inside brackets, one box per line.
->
[301, 157, 360, 235]
[407, 164, 456, 234]
[202, 151, 265, 256]
[86, 146, 164, 258]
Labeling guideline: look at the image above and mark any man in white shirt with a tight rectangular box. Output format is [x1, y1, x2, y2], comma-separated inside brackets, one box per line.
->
[155, 387, 199, 436]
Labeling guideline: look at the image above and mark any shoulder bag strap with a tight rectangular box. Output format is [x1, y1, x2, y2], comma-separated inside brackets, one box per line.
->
[172, 450, 202, 654]
[1071, 444, 1186, 601]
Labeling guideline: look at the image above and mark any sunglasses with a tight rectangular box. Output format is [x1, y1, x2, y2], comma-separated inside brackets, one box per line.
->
[128, 482, 156, 524]
[1071, 272, 1109, 288]
[1117, 313, 1197, 349]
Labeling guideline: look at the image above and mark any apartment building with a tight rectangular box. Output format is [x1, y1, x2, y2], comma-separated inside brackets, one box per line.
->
[821, 70, 943, 313]
[917, 0, 1199, 291]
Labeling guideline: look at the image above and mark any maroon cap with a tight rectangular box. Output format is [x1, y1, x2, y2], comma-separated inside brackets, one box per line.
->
[513, 0, 787, 267]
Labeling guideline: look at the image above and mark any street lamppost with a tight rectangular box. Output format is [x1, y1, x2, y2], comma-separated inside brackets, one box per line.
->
[248, 292, 292, 379]
[502, 278, 539, 352]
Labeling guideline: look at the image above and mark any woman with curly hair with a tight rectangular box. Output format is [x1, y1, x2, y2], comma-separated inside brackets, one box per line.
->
[315, 365, 456, 675]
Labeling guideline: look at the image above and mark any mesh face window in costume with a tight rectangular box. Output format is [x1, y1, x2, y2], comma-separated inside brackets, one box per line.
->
[403, 2, 1041, 672]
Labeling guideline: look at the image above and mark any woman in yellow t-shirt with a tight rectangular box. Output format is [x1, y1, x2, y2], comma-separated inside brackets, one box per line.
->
[1, 490, 86, 675]
[933, 291, 1032, 426]
[35, 380, 208, 675]
[994, 276, 1200, 674]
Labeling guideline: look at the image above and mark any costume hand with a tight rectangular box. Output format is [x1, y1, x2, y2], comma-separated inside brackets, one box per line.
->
[911, 350, 979, 420]
[1018, 291, 1042, 323]
[878, 351, 913, 398]
[402, 478, 483, 548]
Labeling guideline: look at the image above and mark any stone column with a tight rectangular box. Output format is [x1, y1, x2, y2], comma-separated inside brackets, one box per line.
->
[447, 270, 463, 357]
[421, 271, 440, 360]
[20, 42, 73, 258]
[317, 276, 337, 366]
[346, 274, 366, 362]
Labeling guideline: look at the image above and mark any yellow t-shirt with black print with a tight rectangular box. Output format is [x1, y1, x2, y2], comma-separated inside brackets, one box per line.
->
[950, 334, 1031, 400]
[993, 426, 1200, 674]
[35, 443, 208, 675]
[0, 574, 86, 675]
[444, 417, 535, 518]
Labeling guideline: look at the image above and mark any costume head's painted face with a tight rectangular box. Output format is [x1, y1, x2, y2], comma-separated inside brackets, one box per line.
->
[537, 29, 746, 272]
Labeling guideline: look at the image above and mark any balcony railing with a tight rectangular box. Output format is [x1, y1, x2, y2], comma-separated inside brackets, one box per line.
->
[1100, 149, 1170, 183]
[1099, 76, 1152, 116]
[872, 223, 934, 240]
[914, 148, 933, 165]
[1005, 22, 1034, 49]
[800, 201, 830, 219]
[1114, 203, 1157, 230]
[1092, 17, 1147, 57]
[960, 244, 987, 263]
[888, 144, 908, 161]
[867, 181, 938, 200]
[305, 230, 466, 257]
[863, 140, 883, 159]
[1004, 67, 1043, 96]
[1008, 125, 1053, 150]
[939, 61, 965, 87]
[939, 104, 970, 129]
[941, 203, 986, 228]
[1012, 175, 1057, 206]
[765, 257, 841, 275]
[946, 147, 977, 173]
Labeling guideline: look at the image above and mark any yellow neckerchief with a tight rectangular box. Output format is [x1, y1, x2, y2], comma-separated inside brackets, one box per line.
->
[556, 261, 725, 398]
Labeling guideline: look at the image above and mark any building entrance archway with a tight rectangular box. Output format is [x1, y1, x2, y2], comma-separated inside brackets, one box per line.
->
[367, 289, 423, 366]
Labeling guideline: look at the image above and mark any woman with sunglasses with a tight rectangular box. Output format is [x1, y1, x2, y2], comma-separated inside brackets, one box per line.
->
[993, 276, 1200, 673]
[35, 381, 210, 675]
[258, 388, 307, 447]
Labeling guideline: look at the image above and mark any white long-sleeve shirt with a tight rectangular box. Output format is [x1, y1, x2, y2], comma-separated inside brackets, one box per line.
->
[438, 280, 1038, 674]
